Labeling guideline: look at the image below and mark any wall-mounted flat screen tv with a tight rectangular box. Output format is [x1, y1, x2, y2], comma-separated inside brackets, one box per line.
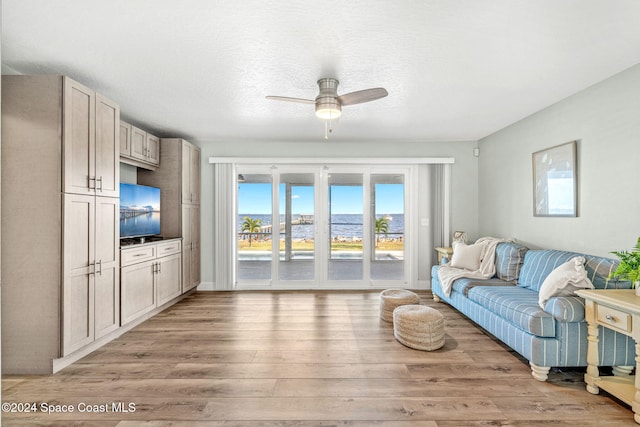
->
[120, 183, 161, 238]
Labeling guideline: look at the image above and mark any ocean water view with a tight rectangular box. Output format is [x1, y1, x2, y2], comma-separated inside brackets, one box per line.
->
[238, 214, 404, 240]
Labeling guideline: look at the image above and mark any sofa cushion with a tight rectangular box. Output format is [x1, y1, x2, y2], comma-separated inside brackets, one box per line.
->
[452, 277, 515, 296]
[467, 286, 556, 337]
[518, 250, 580, 292]
[495, 242, 528, 283]
[583, 255, 631, 289]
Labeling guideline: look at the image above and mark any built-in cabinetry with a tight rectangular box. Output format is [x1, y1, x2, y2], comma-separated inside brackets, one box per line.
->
[120, 239, 182, 326]
[138, 138, 201, 292]
[119, 120, 160, 169]
[1, 75, 120, 373]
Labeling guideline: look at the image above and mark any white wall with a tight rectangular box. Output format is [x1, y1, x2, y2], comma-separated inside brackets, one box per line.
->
[478, 63, 640, 257]
[196, 139, 479, 285]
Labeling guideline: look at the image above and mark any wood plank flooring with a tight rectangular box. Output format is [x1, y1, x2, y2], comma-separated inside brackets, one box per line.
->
[2, 290, 637, 426]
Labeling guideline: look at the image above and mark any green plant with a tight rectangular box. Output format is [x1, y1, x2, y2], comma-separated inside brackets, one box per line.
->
[241, 216, 263, 247]
[610, 237, 640, 286]
[375, 217, 390, 247]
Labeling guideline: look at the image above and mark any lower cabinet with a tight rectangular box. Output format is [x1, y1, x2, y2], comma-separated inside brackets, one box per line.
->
[120, 239, 182, 326]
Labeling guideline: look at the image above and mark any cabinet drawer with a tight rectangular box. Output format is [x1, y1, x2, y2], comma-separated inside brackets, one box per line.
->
[121, 246, 156, 266]
[596, 304, 632, 334]
[157, 240, 181, 256]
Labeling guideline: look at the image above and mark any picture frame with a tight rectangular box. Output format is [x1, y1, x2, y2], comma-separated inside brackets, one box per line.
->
[532, 141, 578, 217]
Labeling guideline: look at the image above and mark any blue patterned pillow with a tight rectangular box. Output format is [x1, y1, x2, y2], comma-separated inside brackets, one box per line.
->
[495, 242, 528, 283]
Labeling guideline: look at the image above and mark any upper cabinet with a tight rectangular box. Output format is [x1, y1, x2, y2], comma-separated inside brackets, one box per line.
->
[181, 142, 201, 204]
[63, 78, 120, 198]
[120, 121, 132, 157]
[120, 120, 160, 169]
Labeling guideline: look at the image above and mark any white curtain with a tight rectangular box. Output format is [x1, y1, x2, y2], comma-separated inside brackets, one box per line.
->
[431, 163, 451, 263]
[213, 162, 235, 289]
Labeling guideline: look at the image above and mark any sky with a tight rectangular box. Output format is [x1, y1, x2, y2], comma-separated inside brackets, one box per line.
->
[237, 183, 403, 215]
[120, 183, 160, 210]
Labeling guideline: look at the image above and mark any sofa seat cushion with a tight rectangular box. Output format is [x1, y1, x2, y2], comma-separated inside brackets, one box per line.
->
[452, 277, 515, 296]
[467, 286, 556, 337]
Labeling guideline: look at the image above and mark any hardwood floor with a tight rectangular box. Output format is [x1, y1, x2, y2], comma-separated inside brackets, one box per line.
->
[2, 290, 637, 426]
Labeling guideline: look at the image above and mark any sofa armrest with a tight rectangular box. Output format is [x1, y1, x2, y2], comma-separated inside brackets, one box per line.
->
[543, 296, 585, 322]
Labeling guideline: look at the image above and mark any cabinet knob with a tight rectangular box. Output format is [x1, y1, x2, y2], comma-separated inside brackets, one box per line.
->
[605, 314, 616, 322]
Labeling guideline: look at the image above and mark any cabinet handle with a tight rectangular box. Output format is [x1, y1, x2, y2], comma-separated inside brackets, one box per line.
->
[158, 262, 161, 274]
[88, 176, 96, 190]
[97, 176, 103, 191]
[89, 262, 95, 276]
[96, 260, 102, 276]
[605, 314, 616, 322]
[133, 253, 146, 257]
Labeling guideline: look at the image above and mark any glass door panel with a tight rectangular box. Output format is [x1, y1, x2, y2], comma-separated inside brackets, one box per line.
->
[328, 173, 363, 280]
[371, 174, 405, 280]
[279, 173, 315, 280]
[237, 174, 273, 281]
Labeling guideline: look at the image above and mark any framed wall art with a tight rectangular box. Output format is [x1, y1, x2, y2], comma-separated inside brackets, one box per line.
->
[532, 141, 577, 217]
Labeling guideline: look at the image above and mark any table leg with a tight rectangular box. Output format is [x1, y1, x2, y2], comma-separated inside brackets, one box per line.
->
[585, 322, 600, 395]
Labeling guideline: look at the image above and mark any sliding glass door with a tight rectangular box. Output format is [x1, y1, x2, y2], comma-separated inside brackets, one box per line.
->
[235, 165, 411, 288]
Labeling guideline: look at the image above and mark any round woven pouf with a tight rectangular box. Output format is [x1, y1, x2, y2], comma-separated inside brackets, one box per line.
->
[379, 289, 420, 322]
[393, 304, 445, 351]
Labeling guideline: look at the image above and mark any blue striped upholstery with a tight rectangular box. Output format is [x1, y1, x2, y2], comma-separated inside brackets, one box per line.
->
[544, 296, 585, 322]
[452, 277, 514, 295]
[495, 242, 528, 283]
[518, 250, 580, 291]
[467, 286, 555, 337]
[583, 255, 631, 289]
[431, 259, 636, 370]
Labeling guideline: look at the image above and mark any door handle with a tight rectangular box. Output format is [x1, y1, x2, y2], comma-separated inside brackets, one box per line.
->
[96, 260, 102, 276]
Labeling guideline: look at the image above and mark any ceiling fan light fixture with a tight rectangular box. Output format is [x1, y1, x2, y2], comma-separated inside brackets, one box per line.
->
[315, 97, 342, 120]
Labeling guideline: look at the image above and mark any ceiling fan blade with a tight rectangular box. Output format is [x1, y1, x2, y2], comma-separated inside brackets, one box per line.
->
[338, 88, 388, 106]
[266, 96, 315, 104]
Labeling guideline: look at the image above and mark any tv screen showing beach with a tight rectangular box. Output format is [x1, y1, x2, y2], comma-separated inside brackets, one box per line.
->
[120, 183, 161, 238]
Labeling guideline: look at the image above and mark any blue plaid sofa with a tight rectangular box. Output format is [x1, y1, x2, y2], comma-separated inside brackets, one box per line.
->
[431, 242, 636, 381]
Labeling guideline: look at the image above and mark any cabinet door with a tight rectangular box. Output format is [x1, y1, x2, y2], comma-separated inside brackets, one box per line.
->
[191, 206, 201, 287]
[181, 143, 191, 204]
[130, 126, 147, 162]
[121, 260, 156, 325]
[94, 197, 120, 338]
[95, 94, 120, 198]
[63, 194, 95, 355]
[146, 134, 160, 166]
[119, 121, 131, 157]
[63, 77, 95, 196]
[182, 246, 192, 293]
[190, 145, 201, 204]
[157, 253, 182, 306]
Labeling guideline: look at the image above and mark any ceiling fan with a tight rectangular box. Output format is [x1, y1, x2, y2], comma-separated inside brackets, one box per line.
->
[266, 78, 388, 138]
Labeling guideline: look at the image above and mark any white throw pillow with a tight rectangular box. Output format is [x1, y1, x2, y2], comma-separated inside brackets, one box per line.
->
[538, 256, 594, 309]
[450, 242, 484, 271]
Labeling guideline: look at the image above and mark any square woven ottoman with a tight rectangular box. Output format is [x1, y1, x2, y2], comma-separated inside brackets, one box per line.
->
[393, 304, 445, 351]
[379, 289, 420, 322]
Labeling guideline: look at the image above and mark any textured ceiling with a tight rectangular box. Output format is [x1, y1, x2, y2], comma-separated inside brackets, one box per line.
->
[3, 1, 640, 144]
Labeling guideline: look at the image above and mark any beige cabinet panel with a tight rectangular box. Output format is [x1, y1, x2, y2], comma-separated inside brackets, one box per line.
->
[63, 78, 95, 196]
[121, 260, 156, 325]
[63, 194, 95, 355]
[190, 145, 201, 204]
[94, 267, 119, 339]
[146, 133, 160, 166]
[120, 239, 182, 325]
[95, 93, 120, 197]
[119, 121, 131, 157]
[157, 253, 182, 306]
[130, 125, 147, 162]
[181, 142, 201, 204]
[94, 197, 120, 338]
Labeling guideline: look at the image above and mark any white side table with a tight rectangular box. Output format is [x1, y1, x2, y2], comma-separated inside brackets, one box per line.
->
[576, 289, 640, 424]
